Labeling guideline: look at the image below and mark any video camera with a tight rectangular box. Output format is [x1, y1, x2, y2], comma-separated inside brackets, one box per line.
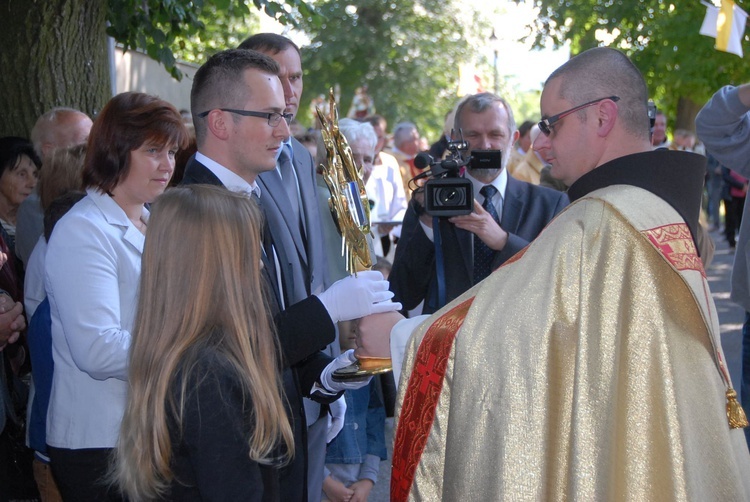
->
[411, 134, 502, 217]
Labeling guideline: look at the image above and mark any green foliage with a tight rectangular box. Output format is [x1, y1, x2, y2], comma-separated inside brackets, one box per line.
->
[517, 0, 750, 128]
[107, 0, 313, 79]
[297, 0, 476, 140]
[170, 3, 258, 64]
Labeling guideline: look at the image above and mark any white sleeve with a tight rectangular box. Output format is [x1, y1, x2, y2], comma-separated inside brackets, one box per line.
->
[23, 236, 47, 318]
[391, 315, 431, 387]
[46, 215, 132, 381]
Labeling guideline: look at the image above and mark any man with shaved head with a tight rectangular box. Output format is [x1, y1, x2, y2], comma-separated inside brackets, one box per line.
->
[16, 108, 92, 265]
[30, 108, 92, 162]
[359, 47, 750, 500]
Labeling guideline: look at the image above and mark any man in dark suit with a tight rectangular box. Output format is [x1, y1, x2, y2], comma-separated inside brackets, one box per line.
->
[238, 34, 327, 304]
[182, 48, 399, 501]
[237, 34, 338, 501]
[390, 92, 569, 315]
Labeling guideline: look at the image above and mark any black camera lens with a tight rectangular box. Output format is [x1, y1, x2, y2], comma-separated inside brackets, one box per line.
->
[423, 177, 473, 217]
[435, 187, 466, 206]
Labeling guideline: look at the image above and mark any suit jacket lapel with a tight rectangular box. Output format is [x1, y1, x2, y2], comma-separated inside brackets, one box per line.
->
[182, 156, 223, 186]
[293, 140, 316, 237]
[291, 138, 329, 293]
[500, 176, 525, 235]
[257, 170, 308, 266]
[260, 238, 282, 312]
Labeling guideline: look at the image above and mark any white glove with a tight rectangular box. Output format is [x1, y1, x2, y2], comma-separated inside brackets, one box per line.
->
[319, 349, 372, 393]
[326, 396, 347, 443]
[315, 270, 402, 323]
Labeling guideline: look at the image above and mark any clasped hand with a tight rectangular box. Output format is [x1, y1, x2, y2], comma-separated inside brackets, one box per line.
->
[0, 293, 25, 352]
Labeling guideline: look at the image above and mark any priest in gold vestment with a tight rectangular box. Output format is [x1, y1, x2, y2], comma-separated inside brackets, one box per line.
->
[360, 48, 750, 501]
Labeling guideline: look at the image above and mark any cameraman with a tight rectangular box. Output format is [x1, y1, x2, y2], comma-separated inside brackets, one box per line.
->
[389, 93, 568, 314]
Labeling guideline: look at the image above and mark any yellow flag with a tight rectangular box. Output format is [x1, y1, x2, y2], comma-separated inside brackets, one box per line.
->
[717, 0, 747, 57]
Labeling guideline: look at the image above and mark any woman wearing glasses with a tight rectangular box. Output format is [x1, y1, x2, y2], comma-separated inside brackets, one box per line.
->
[44, 92, 188, 500]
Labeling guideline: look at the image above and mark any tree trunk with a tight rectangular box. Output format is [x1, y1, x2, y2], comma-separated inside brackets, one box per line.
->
[675, 96, 702, 134]
[0, 0, 110, 138]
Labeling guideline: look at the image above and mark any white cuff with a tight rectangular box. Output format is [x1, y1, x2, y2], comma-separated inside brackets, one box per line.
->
[419, 219, 434, 242]
[390, 315, 430, 388]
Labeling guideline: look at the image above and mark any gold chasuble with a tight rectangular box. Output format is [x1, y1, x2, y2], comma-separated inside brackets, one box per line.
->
[392, 156, 750, 501]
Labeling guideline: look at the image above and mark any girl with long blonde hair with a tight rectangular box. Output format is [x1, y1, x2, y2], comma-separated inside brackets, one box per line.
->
[113, 184, 293, 500]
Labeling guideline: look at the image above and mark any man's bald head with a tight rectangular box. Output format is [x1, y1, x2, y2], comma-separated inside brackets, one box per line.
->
[545, 47, 650, 141]
[30, 108, 93, 162]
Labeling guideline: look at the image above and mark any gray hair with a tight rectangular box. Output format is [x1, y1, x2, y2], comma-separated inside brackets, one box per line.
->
[339, 119, 377, 154]
[316, 118, 377, 166]
[392, 122, 418, 149]
[454, 93, 516, 136]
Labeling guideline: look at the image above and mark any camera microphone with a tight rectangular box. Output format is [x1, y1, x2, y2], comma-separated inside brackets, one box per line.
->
[414, 152, 434, 170]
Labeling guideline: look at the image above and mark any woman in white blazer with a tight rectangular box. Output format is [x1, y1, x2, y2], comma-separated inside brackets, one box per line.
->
[44, 92, 188, 501]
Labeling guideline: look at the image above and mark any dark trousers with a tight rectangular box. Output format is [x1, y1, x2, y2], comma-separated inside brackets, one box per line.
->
[48, 446, 123, 502]
[725, 196, 745, 246]
[743, 313, 750, 450]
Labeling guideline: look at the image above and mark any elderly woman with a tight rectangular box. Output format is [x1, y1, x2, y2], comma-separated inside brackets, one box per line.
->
[0, 138, 40, 303]
[316, 118, 380, 282]
[0, 137, 40, 253]
[44, 92, 188, 501]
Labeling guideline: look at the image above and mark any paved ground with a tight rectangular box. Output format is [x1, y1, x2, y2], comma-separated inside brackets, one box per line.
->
[708, 227, 745, 397]
[368, 227, 744, 501]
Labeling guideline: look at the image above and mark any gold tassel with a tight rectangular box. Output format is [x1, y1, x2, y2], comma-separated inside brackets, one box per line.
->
[726, 389, 749, 429]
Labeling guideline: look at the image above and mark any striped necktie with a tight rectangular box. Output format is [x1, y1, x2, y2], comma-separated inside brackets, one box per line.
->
[278, 147, 301, 224]
[473, 184, 500, 283]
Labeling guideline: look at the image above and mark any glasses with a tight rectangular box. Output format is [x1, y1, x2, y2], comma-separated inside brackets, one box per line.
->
[538, 96, 620, 137]
[197, 109, 293, 127]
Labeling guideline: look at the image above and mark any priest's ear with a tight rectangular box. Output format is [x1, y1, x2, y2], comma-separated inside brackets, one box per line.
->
[596, 98, 619, 137]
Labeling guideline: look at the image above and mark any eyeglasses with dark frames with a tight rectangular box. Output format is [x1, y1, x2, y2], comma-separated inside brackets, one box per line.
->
[538, 96, 620, 137]
[197, 109, 293, 127]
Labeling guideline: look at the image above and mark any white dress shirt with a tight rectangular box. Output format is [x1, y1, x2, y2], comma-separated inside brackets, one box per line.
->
[195, 151, 259, 197]
[45, 189, 147, 449]
[366, 151, 408, 239]
[465, 166, 507, 222]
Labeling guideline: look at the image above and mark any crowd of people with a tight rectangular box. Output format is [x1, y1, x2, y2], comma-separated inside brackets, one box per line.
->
[1, 32, 750, 502]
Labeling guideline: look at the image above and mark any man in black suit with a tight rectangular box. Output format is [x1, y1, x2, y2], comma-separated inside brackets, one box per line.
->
[389, 92, 569, 314]
[238, 34, 327, 306]
[237, 34, 340, 501]
[181, 48, 399, 501]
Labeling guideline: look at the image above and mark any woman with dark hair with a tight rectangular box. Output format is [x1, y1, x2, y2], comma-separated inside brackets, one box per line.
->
[113, 185, 294, 501]
[0, 137, 40, 304]
[44, 92, 188, 501]
[0, 137, 41, 254]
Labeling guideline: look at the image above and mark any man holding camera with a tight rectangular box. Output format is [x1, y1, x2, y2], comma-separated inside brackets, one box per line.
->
[389, 92, 568, 314]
